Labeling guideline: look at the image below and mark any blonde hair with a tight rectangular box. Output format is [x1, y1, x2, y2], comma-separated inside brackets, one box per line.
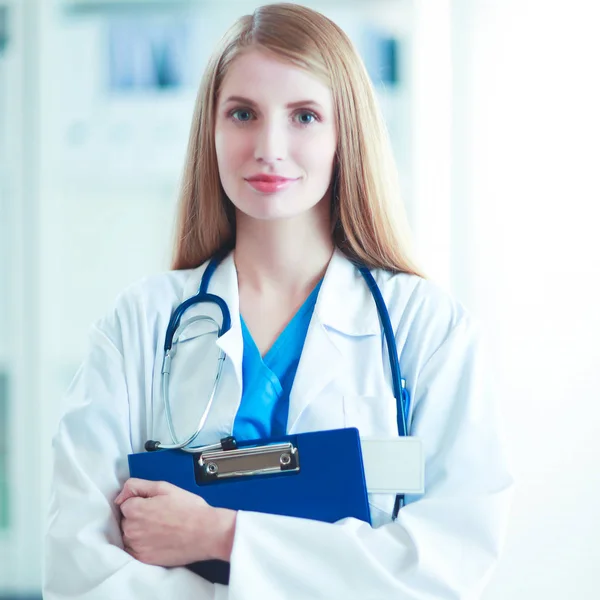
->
[172, 3, 424, 277]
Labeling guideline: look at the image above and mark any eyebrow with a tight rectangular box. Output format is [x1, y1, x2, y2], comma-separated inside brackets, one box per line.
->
[221, 95, 324, 110]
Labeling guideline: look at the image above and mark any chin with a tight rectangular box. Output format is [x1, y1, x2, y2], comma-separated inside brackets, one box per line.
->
[242, 208, 302, 222]
[234, 195, 310, 222]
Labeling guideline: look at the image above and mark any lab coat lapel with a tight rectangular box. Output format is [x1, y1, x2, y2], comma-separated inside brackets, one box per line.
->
[286, 311, 344, 432]
[287, 250, 379, 432]
[180, 252, 243, 439]
[209, 253, 243, 383]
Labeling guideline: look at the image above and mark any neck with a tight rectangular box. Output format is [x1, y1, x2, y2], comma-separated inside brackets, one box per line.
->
[233, 203, 334, 296]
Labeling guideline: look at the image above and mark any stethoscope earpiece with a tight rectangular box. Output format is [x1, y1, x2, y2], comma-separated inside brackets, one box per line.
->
[144, 440, 162, 452]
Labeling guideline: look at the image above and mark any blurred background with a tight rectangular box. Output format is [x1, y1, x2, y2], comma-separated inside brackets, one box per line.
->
[1, 0, 599, 598]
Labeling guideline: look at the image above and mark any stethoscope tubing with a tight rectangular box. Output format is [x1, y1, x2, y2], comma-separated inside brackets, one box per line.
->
[161, 315, 227, 452]
[357, 266, 408, 438]
[145, 258, 232, 453]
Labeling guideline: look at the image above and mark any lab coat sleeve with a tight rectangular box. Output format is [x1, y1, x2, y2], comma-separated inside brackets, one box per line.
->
[226, 316, 514, 600]
[44, 323, 229, 600]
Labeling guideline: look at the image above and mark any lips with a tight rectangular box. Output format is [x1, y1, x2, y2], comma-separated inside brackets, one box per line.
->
[246, 174, 295, 182]
[245, 174, 299, 193]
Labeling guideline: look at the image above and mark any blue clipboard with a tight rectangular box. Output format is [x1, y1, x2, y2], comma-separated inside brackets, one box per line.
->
[128, 427, 371, 584]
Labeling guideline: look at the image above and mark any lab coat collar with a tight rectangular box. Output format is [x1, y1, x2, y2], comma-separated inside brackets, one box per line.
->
[181, 247, 381, 340]
[181, 251, 238, 309]
[181, 251, 243, 384]
[315, 249, 380, 337]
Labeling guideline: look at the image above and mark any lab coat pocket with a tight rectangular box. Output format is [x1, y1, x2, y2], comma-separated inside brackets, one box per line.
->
[342, 394, 398, 437]
[343, 395, 399, 528]
[291, 393, 345, 432]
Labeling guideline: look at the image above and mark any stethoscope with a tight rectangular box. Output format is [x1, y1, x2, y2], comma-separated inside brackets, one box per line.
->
[145, 252, 410, 454]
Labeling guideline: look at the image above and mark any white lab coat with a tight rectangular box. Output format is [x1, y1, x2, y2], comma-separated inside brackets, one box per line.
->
[44, 249, 513, 600]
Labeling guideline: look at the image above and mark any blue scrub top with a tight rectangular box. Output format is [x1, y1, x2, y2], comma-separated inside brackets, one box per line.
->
[232, 280, 323, 441]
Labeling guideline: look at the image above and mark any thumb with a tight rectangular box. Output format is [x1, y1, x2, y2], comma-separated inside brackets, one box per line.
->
[114, 478, 167, 506]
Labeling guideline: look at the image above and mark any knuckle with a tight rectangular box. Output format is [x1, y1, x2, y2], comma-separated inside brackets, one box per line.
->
[157, 480, 170, 494]
[128, 497, 143, 515]
[120, 501, 133, 518]
[130, 545, 148, 563]
[121, 497, 143, 520]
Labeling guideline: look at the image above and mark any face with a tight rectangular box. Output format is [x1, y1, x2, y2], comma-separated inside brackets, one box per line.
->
[214, 48, 337, 223]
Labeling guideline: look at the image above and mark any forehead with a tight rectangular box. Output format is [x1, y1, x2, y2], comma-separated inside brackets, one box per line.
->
[218, 48, 333, 108]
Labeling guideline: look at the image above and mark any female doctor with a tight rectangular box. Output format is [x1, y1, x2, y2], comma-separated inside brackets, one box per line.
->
[44, 3, 513, 599]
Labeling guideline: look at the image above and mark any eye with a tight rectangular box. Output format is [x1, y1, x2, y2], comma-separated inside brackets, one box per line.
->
[230, 109, 254, 122]
[295, 111, 318, 125]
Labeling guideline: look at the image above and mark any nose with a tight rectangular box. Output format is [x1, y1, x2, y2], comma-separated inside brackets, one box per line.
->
[253, 118, 287, 164]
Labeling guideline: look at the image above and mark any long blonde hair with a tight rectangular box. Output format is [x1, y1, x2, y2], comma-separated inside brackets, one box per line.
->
[172, 3, 424, 277]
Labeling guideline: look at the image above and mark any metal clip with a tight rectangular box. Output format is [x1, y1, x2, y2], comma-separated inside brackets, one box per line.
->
[197, 441, 300, 482]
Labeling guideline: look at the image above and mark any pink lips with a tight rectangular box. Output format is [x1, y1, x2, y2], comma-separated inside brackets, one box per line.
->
[245, 174, 298, 194]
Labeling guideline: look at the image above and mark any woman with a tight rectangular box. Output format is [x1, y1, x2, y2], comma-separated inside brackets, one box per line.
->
[44, 3, 513, 599]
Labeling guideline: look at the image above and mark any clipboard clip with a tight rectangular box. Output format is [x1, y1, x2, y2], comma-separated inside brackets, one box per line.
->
[196, 441, 300, 482]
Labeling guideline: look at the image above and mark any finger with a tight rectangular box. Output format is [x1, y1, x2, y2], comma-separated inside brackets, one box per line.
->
[115, 478, 167, 505]
[119, 496, 147, 519]
[122, 540, 137, 559]
[114, 489, 129, 506]
[120, 513, 140, 541]
[114, 483, 133, 506]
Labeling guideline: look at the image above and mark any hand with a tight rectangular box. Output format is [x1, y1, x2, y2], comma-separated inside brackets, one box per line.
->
[114, 478, 237, 567]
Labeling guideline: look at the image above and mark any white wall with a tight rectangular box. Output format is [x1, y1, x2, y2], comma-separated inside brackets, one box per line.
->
[0, 0, 43, 594]
[451, 1, 600, 598]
